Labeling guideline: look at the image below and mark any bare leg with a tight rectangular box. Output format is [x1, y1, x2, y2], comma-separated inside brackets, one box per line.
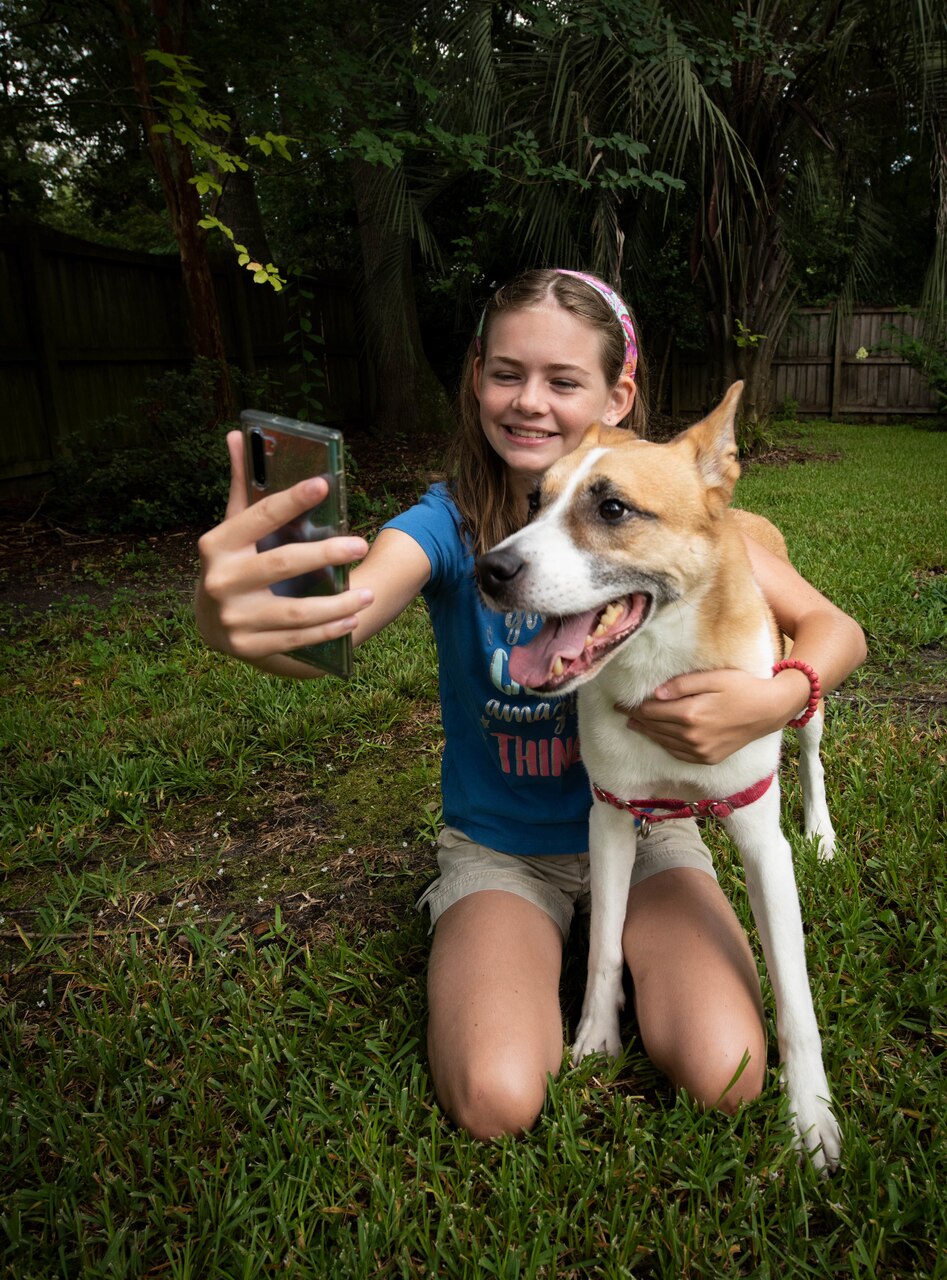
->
[623, 868, 767, 1113]
[426, 890, 565, 1139]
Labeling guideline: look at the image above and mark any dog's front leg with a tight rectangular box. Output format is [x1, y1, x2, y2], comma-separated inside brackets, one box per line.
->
[795, 708, 837, 860]
[724, 784, 841, 1171]
[572, 801, 636, 1063]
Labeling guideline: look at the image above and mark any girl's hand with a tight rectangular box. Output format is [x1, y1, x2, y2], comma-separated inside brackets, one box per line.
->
[195, 431, 373, 667]
[618, 666, 813, 765]
[620, 536, 868, 764]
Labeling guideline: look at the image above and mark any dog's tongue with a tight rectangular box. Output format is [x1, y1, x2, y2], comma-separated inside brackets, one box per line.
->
[508, 611, 599, 689]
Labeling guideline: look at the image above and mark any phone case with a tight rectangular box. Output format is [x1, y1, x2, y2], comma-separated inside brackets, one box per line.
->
[240, 410, 352, 678]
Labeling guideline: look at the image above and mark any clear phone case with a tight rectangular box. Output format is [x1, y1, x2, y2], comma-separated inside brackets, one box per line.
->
[240, 410, 352, 678]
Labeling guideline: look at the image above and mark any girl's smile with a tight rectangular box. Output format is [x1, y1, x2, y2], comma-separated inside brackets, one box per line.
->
[473, 304, 634, 497]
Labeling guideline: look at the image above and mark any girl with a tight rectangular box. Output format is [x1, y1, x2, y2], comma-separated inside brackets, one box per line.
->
[195, 269, 866, 1140]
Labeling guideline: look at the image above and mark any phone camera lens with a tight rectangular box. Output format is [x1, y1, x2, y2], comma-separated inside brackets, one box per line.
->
[250, 429, 267, 489]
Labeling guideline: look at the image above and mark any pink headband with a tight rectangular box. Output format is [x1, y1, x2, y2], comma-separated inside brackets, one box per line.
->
[475, 268, 638, 381]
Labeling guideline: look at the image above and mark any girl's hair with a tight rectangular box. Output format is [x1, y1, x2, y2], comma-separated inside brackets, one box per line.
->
[446, 268, 648, 556]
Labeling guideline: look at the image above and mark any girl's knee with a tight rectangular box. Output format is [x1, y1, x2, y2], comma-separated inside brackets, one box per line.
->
[640, 1003, 767, 1114]
[656, 1029, 766, 1114]
[438, 1052, 553, 1139]
[687, 1044, 766, 1114]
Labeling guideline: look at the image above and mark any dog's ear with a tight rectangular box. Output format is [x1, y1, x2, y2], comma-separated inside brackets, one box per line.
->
[581, 422, 605, 445]
[684, 382, 743, 508]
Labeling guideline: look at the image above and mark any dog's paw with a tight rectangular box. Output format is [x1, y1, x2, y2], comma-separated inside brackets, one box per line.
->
[787, 1091, 842, 1173]
[573, 969, 625, 1063]
[572, 1013, 622, 1064]
[811, 823, 837, 862]
[804, 811, 836, 861]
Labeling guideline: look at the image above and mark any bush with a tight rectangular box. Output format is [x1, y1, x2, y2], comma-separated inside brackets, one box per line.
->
[881, 325, 947, 418]
[46, 362, 276, 532]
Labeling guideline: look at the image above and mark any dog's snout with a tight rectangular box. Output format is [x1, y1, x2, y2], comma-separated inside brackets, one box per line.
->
[476, 547, 526, 597]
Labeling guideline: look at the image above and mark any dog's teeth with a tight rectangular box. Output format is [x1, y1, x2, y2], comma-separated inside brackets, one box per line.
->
[553, 656, 564, 676]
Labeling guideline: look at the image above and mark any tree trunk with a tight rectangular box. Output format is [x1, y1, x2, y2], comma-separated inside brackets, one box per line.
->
[350, 157, 452, 437]
[696, 144, 798, 443]
[114, 0, 236, 423]
[215, 161, 273, 268]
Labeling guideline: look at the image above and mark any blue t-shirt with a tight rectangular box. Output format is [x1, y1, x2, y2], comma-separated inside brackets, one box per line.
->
[383, 483, 592, 856]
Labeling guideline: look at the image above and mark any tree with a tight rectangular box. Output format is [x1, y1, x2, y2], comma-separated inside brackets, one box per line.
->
[2, 0, 291, 423]
[114, 0, 235, 420]
[680, 0, 946, 430]
[471, 0, 943, 433]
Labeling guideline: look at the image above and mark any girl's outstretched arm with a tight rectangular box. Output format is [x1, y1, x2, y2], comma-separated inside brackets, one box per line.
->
[623, 537, 867, 765]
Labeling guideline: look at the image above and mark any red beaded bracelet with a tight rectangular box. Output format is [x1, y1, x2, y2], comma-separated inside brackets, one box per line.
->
[772, 659, 822, 728]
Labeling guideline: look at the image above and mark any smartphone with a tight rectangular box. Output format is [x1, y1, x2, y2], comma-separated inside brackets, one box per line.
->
[240, 410, 352, 678]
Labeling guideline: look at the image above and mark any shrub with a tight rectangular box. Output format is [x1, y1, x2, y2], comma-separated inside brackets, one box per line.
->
[881, 324, 947, 418]
[47, 362, 277, 532]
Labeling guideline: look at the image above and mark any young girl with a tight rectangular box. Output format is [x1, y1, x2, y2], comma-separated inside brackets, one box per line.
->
[195, 268, 866, 1140]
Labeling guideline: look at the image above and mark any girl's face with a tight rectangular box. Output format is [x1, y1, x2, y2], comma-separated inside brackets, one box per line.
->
[473, 303, 635, 497]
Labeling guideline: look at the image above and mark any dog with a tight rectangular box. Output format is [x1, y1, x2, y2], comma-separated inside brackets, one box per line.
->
[476, 382, 841, 1170]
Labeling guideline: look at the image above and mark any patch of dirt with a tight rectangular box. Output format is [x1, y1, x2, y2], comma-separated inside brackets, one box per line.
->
[0, 781, 437, 972]
[0, 522, 199, 616]
[746, 446, 843, 467]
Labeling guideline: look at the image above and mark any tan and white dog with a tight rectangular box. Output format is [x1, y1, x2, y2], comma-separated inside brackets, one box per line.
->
[476, 382, 840, 1170]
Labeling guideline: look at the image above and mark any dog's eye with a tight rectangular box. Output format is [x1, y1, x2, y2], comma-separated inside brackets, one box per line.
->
[598, 499, 628, 523]
[527, 489, 541, 520]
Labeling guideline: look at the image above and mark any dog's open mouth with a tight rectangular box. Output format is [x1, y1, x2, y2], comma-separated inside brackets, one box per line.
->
[508, 593, 652, 693]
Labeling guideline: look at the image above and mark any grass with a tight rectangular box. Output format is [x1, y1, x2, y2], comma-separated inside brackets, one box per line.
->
[1, 419, 946, 1278]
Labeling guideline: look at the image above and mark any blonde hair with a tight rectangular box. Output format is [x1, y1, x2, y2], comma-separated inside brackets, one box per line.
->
[446, 269, 648, 556]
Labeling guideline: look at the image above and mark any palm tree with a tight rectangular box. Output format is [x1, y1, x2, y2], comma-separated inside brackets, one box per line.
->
[483, 0, 944, 431]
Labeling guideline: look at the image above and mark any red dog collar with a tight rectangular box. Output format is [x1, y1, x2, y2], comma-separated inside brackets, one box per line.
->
[592, 771, 776, 834]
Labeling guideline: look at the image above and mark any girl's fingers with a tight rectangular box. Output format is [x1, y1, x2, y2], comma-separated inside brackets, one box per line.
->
[198, 442, 374, 662]
[209, 467, 333, 555]
[223, 430, 250, 520]
[225, 535, 370, 594]
[221, 585, 374, 660]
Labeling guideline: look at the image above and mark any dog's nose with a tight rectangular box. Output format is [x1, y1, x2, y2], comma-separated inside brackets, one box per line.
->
[476, 548, 525, 595]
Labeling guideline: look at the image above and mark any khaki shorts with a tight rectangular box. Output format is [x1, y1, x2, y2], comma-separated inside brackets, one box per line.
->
[416, 819, 717, 940]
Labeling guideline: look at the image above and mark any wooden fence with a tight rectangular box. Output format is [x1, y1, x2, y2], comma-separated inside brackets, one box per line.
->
[0, 220, 367, 486]
[669, 306, 939, 420]
[0, 220, 940, 488]
[773, 306, 939, 418]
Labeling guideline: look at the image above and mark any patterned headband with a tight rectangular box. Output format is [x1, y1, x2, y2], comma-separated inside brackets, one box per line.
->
[475, 268, 638, 381]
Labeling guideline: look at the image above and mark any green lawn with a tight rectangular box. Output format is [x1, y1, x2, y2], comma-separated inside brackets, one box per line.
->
[1, 420, 945, 1278]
